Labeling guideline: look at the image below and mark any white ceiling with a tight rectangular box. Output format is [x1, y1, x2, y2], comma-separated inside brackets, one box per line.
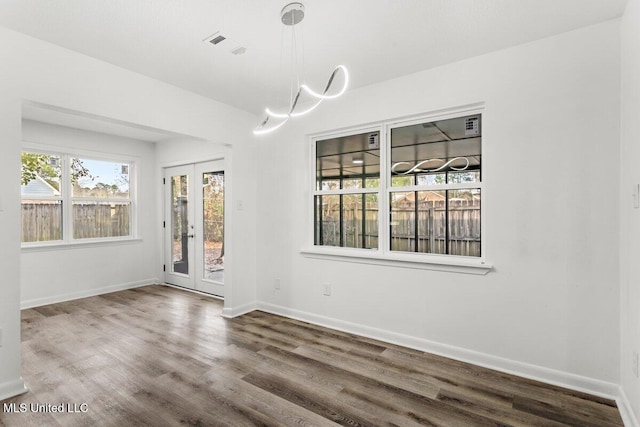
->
[0, 0, 628, 117]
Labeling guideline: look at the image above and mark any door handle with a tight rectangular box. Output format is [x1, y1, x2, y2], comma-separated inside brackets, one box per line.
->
[188, 234, 195, 238]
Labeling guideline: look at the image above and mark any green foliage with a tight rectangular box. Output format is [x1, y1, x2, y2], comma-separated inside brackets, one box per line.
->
[21, 153, 58, 187]
[21, 153, 92, 189]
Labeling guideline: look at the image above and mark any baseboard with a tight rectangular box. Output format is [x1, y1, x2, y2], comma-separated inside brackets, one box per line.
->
[0, 378, 28, 402]
[257, 302, 620, 401]
[617, 386, 640, 427]
[221, 301, 257, 319]
[20, 278, 159, 309]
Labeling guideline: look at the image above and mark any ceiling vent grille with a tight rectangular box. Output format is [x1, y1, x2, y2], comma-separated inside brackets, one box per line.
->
[203, 32, 247, 55]
[465, 116, 480, 136]
[209, 35, 226, 45]
[368, 133, 379, 149]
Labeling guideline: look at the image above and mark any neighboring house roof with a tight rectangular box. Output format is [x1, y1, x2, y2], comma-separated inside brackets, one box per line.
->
[21, 175, 60, 197]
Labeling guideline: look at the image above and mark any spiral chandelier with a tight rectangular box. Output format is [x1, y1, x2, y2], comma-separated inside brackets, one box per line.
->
[253, 2, 349, 135]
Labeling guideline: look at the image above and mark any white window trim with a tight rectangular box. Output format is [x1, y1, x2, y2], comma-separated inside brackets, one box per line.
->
[302, 103, 492, 274]
[21, 143, 138, 248]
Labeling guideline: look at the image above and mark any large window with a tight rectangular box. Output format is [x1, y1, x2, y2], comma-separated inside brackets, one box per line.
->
[21, 150, 134, 245]
[313, 109, 483, 260]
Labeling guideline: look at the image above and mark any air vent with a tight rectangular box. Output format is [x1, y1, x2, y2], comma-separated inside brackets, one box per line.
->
[121, 165, 129, 175]
[203, 32, 247, 56]
[49, 158, 60, 167]
[465, 116, 480, 136]
[209, 35, 226, 45]
[368, 133, 379, 149]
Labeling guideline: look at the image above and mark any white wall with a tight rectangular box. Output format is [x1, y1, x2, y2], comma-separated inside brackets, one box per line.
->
[256, 20, 621, 394]
[0, 25, 257, 400]
[620, 0, 640, 423]
[20, 120, 158, 307]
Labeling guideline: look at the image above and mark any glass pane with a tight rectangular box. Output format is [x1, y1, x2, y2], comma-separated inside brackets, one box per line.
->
[416, 173, 446, 186]
[72, 158, 130, 198]
[319, 179, 340, 191]
[390, 191, 446, 253]
[448, 189, 481, 257]
[203, 172, 224, 282]
[342, 194, 378, 249]
[72, 202, 130, 239]
[21, 152, 62, 195]
[342, 178, 363, 190]
[21, 200, 62, 242]
[391, 115, 481, 186]
[316, 131, 380, 191]
[171, 175, 189, 274]
[315, 194, 340, 246]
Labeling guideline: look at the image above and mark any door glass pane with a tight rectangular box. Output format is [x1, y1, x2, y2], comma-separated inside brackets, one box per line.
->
[202, 171, 224, 282]
[171, 175, 189, 274]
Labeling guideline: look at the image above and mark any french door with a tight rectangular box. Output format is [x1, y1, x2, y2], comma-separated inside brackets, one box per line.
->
[164, 161, 225, 297]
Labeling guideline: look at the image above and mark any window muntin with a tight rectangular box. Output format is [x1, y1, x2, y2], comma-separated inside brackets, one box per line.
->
[21, 150, 135, 245]
[314, 131, 380, 249]
[312, 110, 483, 260]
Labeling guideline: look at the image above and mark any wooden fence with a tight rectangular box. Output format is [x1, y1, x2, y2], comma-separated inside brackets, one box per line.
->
[319, 199, 480, 256]
[21, 202, 129, 242]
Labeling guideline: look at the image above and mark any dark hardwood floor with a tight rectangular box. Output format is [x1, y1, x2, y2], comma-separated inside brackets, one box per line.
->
[0, 285, 625, 426]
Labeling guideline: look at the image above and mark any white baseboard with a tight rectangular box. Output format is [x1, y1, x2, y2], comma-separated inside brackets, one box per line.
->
[618, 386, 640, 427]
[257, 302, 620, 401]
[221, 301, 257, 319]
[0, 378, 28, 401]
[20, 278, 159, 309]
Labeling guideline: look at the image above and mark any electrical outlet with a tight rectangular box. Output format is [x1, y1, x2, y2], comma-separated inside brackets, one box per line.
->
[274, 278, 281, 290]
[633, 351, 639, 378]
[322, 283, 331, 296]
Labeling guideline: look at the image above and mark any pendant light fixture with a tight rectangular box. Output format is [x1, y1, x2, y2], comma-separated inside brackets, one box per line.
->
[253, 2, 349, 135]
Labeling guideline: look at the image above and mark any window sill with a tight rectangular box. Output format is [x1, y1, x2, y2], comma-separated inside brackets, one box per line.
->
[300, 246, 493, 275]
[21, 238, 143, 253]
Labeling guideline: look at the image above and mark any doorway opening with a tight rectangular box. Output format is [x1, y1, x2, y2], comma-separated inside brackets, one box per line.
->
[164, 160, 225, 297]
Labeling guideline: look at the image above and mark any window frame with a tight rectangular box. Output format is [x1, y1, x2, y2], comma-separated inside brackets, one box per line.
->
[304, 104, 492, 274]
[21, 144, 138, 248]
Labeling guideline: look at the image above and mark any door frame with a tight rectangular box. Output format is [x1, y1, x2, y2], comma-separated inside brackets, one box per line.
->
[160, 153, 232, 307]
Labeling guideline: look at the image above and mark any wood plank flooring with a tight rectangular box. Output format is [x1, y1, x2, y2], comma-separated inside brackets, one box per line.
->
[0, 285, 625, 426]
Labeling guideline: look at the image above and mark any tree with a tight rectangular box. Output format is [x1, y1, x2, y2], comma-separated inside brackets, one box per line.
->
[21, 153, 92, 188]
[21, 153, 58, 188]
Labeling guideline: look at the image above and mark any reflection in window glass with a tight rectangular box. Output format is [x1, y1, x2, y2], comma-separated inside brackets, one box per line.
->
[316, 132, 380, 191]
[389, 114, 482, 257]
[390, 115, 481, 187]
[315, 131, 380, 249]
